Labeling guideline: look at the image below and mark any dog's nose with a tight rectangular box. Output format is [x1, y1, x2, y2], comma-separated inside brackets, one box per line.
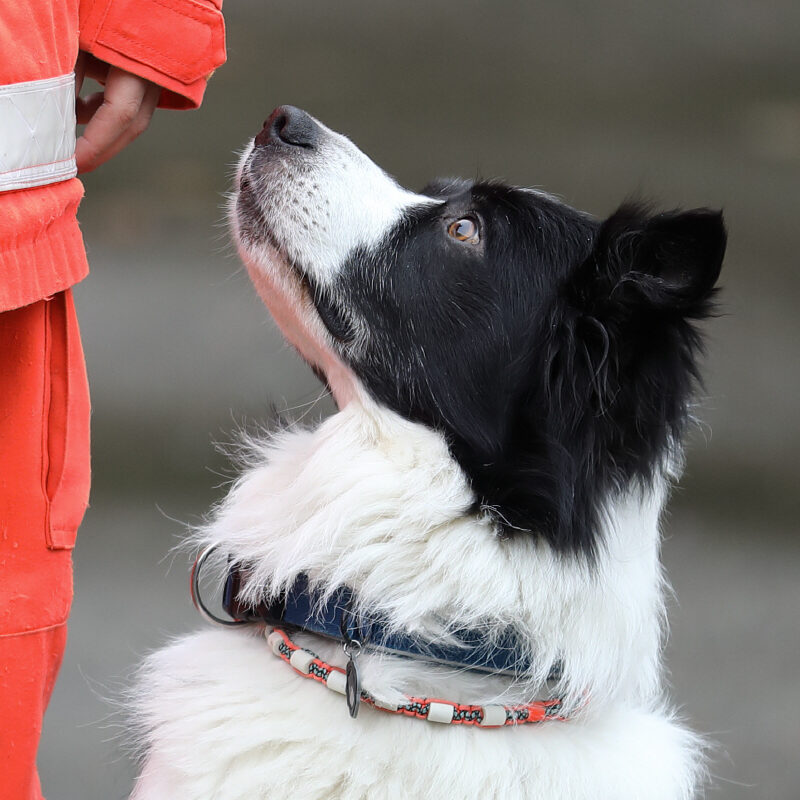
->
[255, 106, 319, 149]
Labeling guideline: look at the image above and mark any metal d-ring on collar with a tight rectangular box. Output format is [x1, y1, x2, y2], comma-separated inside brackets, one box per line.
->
[190, 543, 249, 627]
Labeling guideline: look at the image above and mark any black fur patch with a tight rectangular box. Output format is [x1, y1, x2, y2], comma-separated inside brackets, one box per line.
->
[309, 182, 725, 556]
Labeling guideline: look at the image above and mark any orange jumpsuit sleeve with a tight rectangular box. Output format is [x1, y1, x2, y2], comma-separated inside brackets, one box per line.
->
[78, 0, 226, 109]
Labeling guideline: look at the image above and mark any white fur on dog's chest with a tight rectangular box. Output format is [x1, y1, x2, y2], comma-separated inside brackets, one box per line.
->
[132, 629, 700, 800]
[131, 402, 701, 799]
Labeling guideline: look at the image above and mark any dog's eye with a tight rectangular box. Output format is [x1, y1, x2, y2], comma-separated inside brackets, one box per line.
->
[447, 218, 480, 243]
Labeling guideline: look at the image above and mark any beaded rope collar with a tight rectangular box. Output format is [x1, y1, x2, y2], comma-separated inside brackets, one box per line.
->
[192, 546, 569, 728]
[268, 627, 568, 728]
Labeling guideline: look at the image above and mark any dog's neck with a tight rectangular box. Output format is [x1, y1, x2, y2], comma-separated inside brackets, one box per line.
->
[200, 398, 670, 711]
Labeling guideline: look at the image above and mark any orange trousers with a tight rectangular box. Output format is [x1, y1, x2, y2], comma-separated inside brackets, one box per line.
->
[0, 290, 90, 800]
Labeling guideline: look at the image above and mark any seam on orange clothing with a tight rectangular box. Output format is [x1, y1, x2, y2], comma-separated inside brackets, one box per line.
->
[99, 31, 196, 77]
[0, 621, 67, 639]
[47, 291, 88, 550]
[94, 0, 114, 48]
[148, 0, 219, 26]
[84, 43, 197, 98]
[41, 300, 53, 540]
[56, 293, 69, 503]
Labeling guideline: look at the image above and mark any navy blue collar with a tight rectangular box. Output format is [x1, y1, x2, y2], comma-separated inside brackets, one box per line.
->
[222, 570, 562, 681]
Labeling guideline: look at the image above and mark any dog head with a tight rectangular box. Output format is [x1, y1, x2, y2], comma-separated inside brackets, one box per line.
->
[232, 105, 725, 558]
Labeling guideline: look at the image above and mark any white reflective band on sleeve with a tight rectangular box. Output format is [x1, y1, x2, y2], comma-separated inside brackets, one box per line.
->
[0, 73, 77, 192]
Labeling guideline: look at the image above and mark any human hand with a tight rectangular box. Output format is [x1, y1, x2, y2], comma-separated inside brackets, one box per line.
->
[75, 52, 161, 174]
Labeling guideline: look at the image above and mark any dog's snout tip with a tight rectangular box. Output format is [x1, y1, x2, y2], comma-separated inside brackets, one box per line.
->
[255, 105, 318, 149]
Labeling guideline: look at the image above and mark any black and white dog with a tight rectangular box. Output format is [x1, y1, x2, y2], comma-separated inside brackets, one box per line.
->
[131, 106, 725, 799]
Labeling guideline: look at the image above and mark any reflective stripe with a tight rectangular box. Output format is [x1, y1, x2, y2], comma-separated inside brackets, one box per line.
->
[0, 74, 77, 192]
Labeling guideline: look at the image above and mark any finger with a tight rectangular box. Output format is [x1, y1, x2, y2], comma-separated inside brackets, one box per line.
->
[74, 52, 86, 95]
[76, 91, 104, 125]
[79, 81, 160, 170]
[75, 68, 147, 173]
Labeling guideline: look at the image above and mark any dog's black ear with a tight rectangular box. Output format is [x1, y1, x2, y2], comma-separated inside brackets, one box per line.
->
[571, 204, 726, 317]
[531, 204, 725, 553]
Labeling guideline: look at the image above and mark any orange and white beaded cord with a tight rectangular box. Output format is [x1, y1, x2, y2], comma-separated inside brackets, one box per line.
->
[267, 628, 567, 728]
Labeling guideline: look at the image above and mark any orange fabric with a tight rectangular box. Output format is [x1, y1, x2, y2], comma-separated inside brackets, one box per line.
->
[0, 0, 226, 312]
[0, 290, 89, 800]
[79, 0, 226, 110]
[0, 626, 68, 800]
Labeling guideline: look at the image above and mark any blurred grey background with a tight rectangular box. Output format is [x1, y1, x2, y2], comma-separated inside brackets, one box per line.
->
[39, 1, 799, 797]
